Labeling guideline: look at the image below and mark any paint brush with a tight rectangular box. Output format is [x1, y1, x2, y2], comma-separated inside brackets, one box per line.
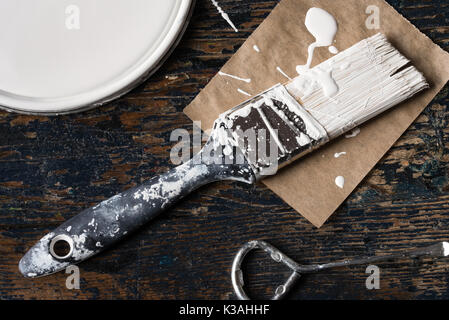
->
[19, 33, 428, 278]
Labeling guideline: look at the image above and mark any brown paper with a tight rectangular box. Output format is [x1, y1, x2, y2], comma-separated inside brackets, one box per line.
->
[184, 0, 449, 227]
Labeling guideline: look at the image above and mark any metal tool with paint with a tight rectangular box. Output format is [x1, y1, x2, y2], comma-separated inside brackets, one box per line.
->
[19, 34, 429, 278]
[232, 240, 449, 300]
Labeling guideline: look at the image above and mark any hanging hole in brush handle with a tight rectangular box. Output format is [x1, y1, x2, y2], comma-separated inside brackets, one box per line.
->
[231, 241, 302, 300]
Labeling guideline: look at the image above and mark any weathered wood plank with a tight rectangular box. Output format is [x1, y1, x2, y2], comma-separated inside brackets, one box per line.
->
[0, 0, 449, 300]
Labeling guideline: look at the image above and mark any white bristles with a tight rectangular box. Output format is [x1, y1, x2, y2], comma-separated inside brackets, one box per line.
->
[286, 33, 429, 139]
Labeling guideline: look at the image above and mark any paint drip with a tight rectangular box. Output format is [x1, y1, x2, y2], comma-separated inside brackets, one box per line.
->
[329, 46, 339, 54]
[219, 71, 251, 83]
[296, 8, 339, 98]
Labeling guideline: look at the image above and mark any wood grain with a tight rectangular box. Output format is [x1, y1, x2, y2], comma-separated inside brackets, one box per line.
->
[0, 0, 449, 300]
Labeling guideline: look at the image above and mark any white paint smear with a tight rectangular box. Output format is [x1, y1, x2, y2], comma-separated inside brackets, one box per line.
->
[335, 176, 345, 189]
[253, 45, 260, 53]
[334, 152, 347, 158]
[276, 67, 293, 81]
[296, 133, 311, 146]
[345, 128, 361, 139]
[211, 0, 238, 32]
[443, 242, 449, 256]
[237, 88, 251, 97]
[219, 71, 251, 83]
[329, 45, 339, 54]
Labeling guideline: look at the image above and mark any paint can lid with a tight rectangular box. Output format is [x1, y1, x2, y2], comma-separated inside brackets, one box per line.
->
[0, 0, 194, 114]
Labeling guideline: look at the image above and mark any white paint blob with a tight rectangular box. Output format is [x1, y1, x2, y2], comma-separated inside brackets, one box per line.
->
[306, 8, 338, 47]
[329, 46, 339, 54]
[334, 152, 346, 158]
[219, 71, 251, 83]
[298, 67, 339, 98]
[335, 176, 345, 189]
[300, 7, 338, 69]
[443, 242, 449, 257]
[210, 0, 238, 32]
[295, 8, 339, 98]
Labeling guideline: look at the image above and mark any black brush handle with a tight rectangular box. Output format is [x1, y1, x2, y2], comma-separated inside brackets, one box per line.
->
[19, 151, 255, 277]
[58, 160, 216, 257]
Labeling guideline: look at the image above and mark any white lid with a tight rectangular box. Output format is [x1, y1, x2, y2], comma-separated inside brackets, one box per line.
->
[0, 0, 193, 114]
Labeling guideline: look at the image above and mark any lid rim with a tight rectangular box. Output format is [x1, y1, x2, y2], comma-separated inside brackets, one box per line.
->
[0, 0, 195, 115]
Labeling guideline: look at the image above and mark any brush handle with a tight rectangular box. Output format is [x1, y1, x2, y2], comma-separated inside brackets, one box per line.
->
[18, 158, 220, 277]
[59, 159, 223, 258]
[20, 137, 256, 278]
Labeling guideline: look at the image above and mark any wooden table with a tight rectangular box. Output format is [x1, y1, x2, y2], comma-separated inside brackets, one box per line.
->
[1, 0, 449, 300]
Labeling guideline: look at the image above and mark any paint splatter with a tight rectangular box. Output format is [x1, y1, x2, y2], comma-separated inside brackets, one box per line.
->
[334, 152, 346, 158]
[210, 0, 238, 32]
[276, 67, 293, 81]
[335, 176, 345, 189]
[237, 88, 251, 97]
[253, 45, 260, 53]
[219, 71, 251, 83]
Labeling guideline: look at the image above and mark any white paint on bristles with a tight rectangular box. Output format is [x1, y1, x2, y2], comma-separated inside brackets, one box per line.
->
[210, 0, 238, 32]
[295, 8, 339, 98]
[219, 71, 251, 83]
[286, 33, 428, 139]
